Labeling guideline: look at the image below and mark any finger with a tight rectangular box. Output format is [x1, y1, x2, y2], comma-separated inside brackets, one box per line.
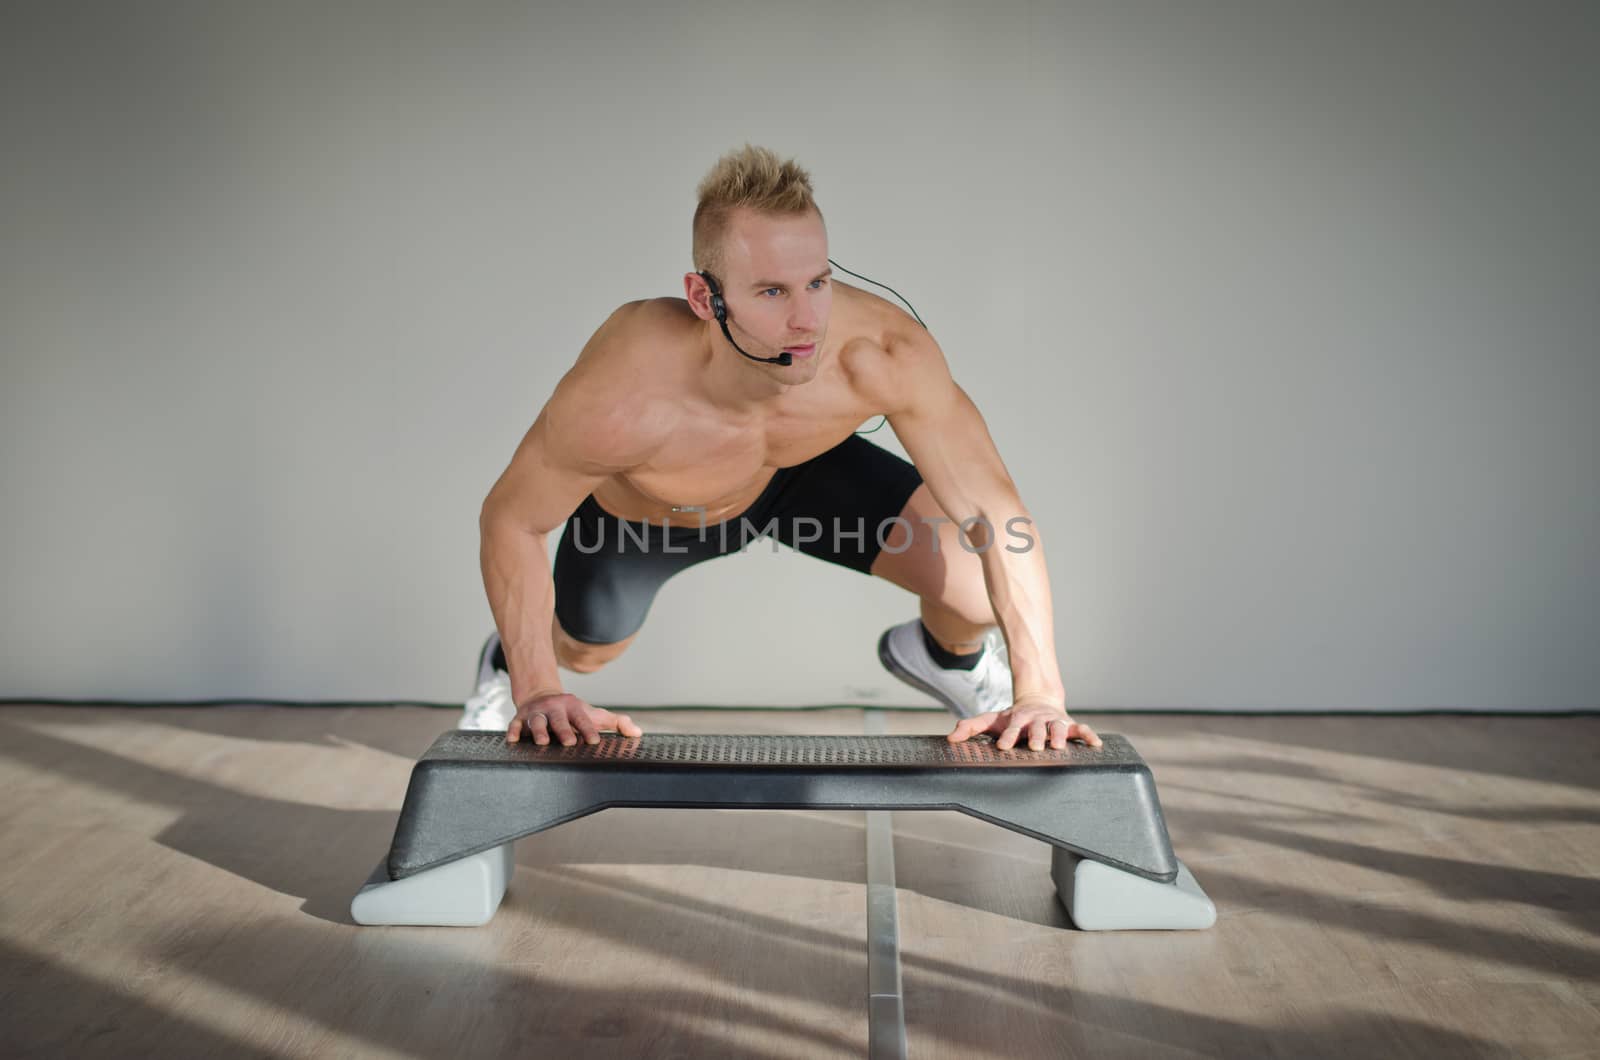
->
[1028, 717, 1049, 751]
[1074, 722, 1103, 748]
[946, 714, 979, 742]
[996, 721, 1024, 750]
[574, 711, 602, 745]
[946, 712, 996, 743]
[612, 712, 643, 738]
[1048, 718, 1068, 750]
[531, 712, 551, 747]
[506, 716, 522, 744]
[549, 713, 578, 747]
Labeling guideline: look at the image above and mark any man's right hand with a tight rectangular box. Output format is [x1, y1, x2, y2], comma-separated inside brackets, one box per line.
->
[507, 691, 643, 746]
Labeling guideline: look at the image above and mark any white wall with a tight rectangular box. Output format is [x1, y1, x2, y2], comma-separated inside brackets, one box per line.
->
[2, 0, 1596, 710]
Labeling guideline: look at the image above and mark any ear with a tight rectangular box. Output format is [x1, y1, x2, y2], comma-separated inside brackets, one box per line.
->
[682, 271, 716, 321]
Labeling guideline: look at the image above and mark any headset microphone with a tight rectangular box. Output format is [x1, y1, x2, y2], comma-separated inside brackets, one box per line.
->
[698, 270, 793, 366]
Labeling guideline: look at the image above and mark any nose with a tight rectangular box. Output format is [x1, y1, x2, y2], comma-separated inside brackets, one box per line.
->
[788, 300, 818, 333]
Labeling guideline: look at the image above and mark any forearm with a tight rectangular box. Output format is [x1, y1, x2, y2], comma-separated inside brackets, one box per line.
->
[479, 516, 565, 705]
[972, 506, 1066, 702]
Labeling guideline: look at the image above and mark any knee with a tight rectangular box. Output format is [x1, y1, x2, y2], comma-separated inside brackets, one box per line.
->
[559, 649, 610, 674]
[553, 625, 633, 673]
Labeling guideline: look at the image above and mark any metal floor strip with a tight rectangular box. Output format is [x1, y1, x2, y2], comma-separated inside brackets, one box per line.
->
[864, 710, 907, 1059]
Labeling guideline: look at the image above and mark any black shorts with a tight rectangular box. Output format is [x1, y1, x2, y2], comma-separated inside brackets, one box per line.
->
[552, 434, 924, 644]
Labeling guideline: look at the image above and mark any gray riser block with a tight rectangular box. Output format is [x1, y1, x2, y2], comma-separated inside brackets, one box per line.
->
[351, 841, 513, 926]
[1052, 848, 1216, 930]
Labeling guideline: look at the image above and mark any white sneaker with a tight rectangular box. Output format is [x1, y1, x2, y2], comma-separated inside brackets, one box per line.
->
[876, 619, 1013, 719]
[459, 632, 517, 731]
[474, 631, 504, 688]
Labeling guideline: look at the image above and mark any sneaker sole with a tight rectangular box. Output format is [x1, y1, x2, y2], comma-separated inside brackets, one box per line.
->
[876, 629, 980, 720]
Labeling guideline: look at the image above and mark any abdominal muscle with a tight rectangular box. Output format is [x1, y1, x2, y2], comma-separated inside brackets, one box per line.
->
[588, 416, 868, 528]
[589, 464, 777, 528]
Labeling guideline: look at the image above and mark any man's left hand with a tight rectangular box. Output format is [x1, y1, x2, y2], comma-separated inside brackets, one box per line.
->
[946, 694, 1102, 751]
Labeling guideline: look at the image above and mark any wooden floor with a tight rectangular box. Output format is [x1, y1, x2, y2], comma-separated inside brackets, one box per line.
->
[1, 704, 1597, 1059]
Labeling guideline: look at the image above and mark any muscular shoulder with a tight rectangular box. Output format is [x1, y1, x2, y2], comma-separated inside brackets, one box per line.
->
[571, 297, 693, 367]
[834, 287, 952, 418]
[543, 299, 690, 470]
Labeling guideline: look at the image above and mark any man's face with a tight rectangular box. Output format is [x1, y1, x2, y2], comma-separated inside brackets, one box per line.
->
[718, 208, 832, 381]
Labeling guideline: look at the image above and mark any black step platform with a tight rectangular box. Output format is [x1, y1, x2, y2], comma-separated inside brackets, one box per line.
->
[351, 731, 1216, 930]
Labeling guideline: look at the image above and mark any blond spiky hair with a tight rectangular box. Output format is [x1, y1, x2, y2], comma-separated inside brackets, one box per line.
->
[692, 144, 821, 277]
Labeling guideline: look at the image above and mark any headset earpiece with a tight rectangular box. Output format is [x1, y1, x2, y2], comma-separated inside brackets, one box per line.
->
[698, 267, 787, 366]
[698, 270, 727, 322]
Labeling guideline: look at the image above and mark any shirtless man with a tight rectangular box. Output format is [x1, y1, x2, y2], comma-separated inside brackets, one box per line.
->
[471, 145, 1100, 754]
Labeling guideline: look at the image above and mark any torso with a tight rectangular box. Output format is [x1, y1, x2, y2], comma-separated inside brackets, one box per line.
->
[582, 281, 909, 526]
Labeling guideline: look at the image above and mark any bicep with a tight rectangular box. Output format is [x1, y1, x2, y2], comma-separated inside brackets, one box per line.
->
[884, 336, 1015, 525]
[481, 371, 664, 534]
[480, 408, 615, 535]
[480, 305, 664, 534]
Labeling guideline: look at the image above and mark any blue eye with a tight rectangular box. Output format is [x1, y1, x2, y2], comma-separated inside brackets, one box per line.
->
[764, 279, 826, 296]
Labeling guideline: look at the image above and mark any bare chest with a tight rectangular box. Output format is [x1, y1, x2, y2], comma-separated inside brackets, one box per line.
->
[597, 400, 880, 523]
